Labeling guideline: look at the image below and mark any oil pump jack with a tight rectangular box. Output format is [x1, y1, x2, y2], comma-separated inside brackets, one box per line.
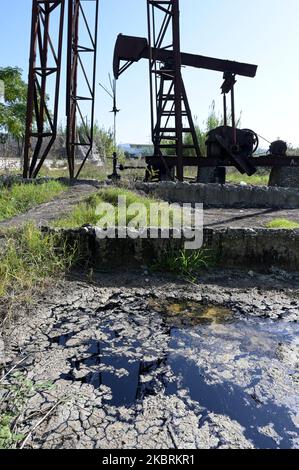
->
[113, 0, 260, 182]
[23, 0, 298, 181]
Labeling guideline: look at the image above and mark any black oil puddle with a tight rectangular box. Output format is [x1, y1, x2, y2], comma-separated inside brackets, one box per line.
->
[57, 298, 299, 448]
[166, 337, 297, 449]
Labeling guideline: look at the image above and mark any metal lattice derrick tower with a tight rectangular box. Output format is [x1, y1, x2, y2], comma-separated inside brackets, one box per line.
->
[147, 0, 201, 181]
[23, 0, 65, 179]
[66, 0, 99, 179]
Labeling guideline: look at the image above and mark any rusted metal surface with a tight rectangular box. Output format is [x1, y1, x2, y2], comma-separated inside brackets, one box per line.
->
[24, 0, 99, 179]
[113, 1, 258, 182]
[23, 1, 296, 182]
[147, 0, 200, 181]
[146, 155, 299, 168]
[66, 0, 99, 179]
[23, 0, 65, 179]
[113, 35, 257, 80]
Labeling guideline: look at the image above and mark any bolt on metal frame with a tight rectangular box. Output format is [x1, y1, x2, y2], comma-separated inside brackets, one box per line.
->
[23, 0, 65, 179]
[147, 0, 201, 181]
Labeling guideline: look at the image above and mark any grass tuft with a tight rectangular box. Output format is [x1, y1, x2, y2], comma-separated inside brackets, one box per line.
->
[226, 171, 269, 186]
[266, 218, 299, 230]
[152, 249, 211, 281]
[0, 224, 81, 301]
[0, 181, 67, 222]
[54, 187, 162, 229]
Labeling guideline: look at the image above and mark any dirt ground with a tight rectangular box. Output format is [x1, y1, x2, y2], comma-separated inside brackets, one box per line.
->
[1, 269, 298, 449]
[0, 183, 99, 230]
[0, 181, 299, 231]
[204, 208, 299, 228]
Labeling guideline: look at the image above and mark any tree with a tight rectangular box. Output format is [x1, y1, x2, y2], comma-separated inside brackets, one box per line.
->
[0, 67, 27, 156]
[76, 122, 126, 163]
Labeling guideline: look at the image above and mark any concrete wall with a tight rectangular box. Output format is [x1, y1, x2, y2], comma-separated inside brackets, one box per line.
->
[0, 158, 21, 171]
[269, 167, 299, 189]
[47, 226, 299, 272]
[136, 182, 299, 209]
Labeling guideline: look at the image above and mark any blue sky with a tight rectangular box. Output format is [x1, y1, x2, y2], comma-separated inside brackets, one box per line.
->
[1, 0, 299, 147]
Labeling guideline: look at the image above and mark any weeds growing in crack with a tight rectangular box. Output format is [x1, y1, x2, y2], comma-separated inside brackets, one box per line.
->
[152, 248, 212, 282]
[0, 371, 54, 449]
[53, 187, 160, 229]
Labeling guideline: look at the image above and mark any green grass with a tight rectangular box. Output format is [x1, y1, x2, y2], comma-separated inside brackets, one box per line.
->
[226, 171, 269, 186]
[54, 187, 165, 229]
[0, 372, 55, 449]
[0, 224, 81, 300]
[0, 181, 67, 222]
[152, 249, 211, 281]
[38, 162, 107, 181]
[266, 218, 299, 229]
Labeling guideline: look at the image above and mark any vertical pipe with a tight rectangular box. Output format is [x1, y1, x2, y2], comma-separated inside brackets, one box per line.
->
[147, 1, 155, 144]
[67, 0, 79, 179]
[231, 84, 237, 144]
[223, 93, 227, 128]
[66, 0, 73, 177]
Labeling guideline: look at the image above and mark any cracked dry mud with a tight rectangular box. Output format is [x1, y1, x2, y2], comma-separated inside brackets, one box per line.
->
[1, 271, 299, 449]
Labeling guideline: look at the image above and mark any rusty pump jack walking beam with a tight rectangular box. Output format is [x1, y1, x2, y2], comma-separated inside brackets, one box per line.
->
[114, 0, 257, 181]
[24, 0, 99, 180]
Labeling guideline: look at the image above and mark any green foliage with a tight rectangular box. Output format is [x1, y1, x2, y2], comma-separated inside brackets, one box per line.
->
[94, 124, 114, 158]
[0, 223, 81, 298]
[77, 122, 125, 161]
[227, 171, 269, 186]
[38, 162, 108, 181]
[0, 181, 67, 222]
[184, 102, 242, 157]
[54, 187, 158, 229]
[0, 372, 54, 449]
[0, 414, 25, 449]
[152, 249, 210, 281]
[0, 67, 27, 141]
[266, 218, 299, 230]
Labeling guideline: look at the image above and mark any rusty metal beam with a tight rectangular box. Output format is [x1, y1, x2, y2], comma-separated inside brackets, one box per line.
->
[146, 155, 299, 168]
[23, 0, 65, 179]
[113, 35, 257, 80]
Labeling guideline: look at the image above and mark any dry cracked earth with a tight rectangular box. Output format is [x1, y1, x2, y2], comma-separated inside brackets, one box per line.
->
[1, 270, 299, 449]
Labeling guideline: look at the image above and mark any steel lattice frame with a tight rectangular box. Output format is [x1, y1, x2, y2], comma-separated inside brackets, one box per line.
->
[23, 0, 65, 179]
[66, 0, 99, 179]
[147, 0, 201, 181]
[24, 0, 99, 180]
